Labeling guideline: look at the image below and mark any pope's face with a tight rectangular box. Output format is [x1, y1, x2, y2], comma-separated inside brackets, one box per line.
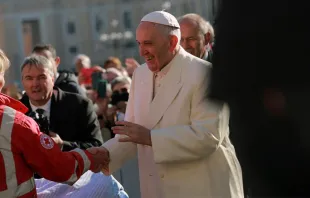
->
[136, 22, 171, 73]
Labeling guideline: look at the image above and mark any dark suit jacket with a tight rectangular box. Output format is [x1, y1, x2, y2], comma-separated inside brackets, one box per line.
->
[20, 87, 103, 151]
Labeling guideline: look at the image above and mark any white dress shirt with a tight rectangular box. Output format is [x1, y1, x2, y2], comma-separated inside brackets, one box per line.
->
[29, 99, 52, 120]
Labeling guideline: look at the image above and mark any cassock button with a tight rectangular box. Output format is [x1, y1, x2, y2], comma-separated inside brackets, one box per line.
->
[149, 174, 153, 176]
[160, 174, 164, 179]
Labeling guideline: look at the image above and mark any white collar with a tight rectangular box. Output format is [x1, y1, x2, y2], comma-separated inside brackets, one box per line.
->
[29, 99, 52, 119]
[154, 61, 172, 79]
[154, 47, 181, 79]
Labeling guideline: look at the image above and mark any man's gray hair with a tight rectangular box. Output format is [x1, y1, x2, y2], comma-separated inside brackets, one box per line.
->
[154, 23, 181, 45]
[74, 54, 91, 68]
[21, 55, 55, 77]
[111, 76, 132, 90]
[178, 13, 215, 43]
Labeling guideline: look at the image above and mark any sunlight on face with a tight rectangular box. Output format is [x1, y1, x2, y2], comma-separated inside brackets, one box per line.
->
[136, 22, 172, 72]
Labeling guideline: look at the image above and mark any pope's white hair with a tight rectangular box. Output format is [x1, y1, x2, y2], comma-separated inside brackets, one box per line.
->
[153, 23, 181, 46]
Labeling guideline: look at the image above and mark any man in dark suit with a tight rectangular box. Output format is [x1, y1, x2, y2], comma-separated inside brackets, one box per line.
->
[20, 54, 103, 152]
[32, 44, 86, 97]
[210, 0, 310, 197]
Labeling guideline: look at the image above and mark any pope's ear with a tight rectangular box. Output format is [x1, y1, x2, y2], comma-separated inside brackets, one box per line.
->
[168, 35, 179, 52]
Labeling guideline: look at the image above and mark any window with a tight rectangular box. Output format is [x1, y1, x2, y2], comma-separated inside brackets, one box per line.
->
[182, 2, 190, 13]
[69, 46, 78, 54]
[67, 21, 76, 34]
[191, 1, 196, 12]
[125, 40, 136, 48]
[95, 15, 103, 33]
[22, 20, 41, 56]
[123, 11, 132, 29]
[169, 4, 177, 16]
[113, 40, 120, 49]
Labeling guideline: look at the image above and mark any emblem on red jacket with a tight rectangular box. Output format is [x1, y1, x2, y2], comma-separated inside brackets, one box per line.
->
[40, 134, 54, 149]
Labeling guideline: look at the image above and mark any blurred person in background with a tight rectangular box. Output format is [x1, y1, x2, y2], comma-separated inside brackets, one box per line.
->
[178, 13, 214, 63]
[103, 57, 128, 77]
[110, 76, 131, 121]
[95, 94, 113, 142]
[106, 67, 123, 83]
[94, 76, 131, 141]
[83, 65, 107, 100]
[0, 49, 107, 198]
[209, 0, 310, 197]
[74, 54, 91, 74]
[125, 58, 140, 78]
[111, 76, 131, 93]
[74, 54, 93, 91]
[32, 44, 86, 96]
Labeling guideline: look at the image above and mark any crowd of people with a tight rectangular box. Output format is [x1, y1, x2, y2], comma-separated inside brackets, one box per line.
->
[2, 45, 139, 143]
[2, 8, 240, 198]
[1, 12, 215, 148]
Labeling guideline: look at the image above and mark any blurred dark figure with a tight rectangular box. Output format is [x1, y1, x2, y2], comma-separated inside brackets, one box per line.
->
[210, 0, 310, 197]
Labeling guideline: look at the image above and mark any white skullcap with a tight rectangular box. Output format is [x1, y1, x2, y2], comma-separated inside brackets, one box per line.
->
[141, 11, 180, 28]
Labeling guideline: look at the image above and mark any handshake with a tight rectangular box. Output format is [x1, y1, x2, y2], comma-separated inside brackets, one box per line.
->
[87, 147, 110, 173]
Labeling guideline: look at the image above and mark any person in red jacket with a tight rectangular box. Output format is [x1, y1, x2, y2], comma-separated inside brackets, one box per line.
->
[0, 49, 109, 198]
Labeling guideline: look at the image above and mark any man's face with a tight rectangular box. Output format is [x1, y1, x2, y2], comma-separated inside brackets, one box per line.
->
[180, 20, 206, 58]
[22, 64, 54, 104]
[136, 22, 172, 73]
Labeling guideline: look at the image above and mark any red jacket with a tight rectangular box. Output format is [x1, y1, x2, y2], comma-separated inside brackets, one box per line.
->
[0, 93, 95, 198]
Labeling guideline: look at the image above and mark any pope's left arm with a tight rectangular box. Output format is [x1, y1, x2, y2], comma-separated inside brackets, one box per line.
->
[62, 98, 103, 151]
[151, 66, 229, 163]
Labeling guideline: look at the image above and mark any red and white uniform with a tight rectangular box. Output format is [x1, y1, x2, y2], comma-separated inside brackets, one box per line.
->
[0, 93, 95, 198]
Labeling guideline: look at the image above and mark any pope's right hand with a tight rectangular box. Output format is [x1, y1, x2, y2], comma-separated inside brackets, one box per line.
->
[87, 147, 110, 173]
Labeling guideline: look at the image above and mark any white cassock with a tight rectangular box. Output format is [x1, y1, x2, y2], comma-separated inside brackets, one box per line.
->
[102, 47, 244, 198]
